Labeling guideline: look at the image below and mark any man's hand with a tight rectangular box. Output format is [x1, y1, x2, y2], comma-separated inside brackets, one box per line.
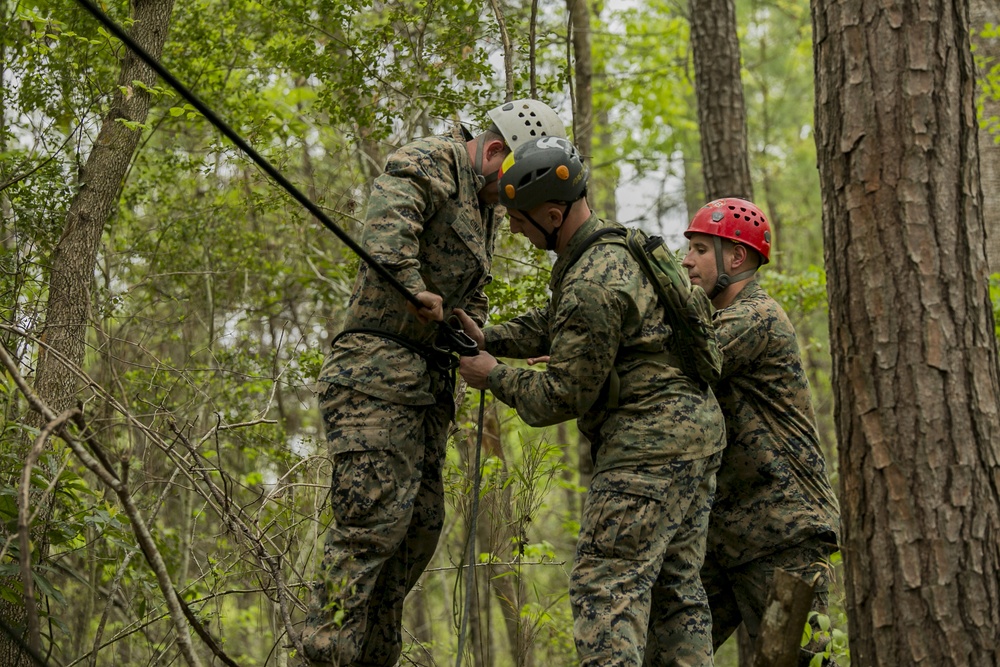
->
[526, 356, 550, 366]
[459, 351, 498, 390]
[451, 308, 485, 351]
[407, 291, 444, 324]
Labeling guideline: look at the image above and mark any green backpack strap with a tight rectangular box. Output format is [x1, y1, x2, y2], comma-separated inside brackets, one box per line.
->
[564, 227, 628, 409]
[565, 226, 722, 391]
[623, 229, 722, 389]
[564, 227, 627, 270]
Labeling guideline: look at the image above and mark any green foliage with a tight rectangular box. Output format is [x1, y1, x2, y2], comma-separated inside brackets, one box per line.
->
[803, 610, 850, 666]
[990, 274, 1000, 339]
[758, 264, 828, 316]
[486, 228, 553, 322]
[974, 22, 1000, 140]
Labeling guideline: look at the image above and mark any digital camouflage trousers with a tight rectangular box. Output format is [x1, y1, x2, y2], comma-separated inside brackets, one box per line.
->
[572, 451, 722, 667]
[302, 382, 452, 667]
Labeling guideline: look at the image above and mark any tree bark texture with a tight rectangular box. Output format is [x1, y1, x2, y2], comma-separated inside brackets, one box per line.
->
[33, 0, 176, 415]
[750, 569, 816, 667]
[567, 0, 593, 165]
[690, 0, 754, 201]
[971, 0, 1000, 273]
[812, 0, 1000, 665]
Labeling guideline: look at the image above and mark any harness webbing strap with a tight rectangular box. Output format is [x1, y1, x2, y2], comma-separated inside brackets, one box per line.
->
[332, 328, 459, 371]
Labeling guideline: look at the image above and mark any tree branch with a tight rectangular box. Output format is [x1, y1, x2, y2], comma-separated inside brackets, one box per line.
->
[19, 408, 79, 655]
[0, 341, 206, 667]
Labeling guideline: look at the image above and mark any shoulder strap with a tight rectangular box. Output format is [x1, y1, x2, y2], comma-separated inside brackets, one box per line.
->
[623, 229, 722, 389]
[565, 227, 626, 272]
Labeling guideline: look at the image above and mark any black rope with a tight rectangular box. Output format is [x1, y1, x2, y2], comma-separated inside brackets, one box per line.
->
[74, 0, 480, 358]
[73, 0, 427, 311]
[454, 389, 486, 667]
[74, 0, 481, 357]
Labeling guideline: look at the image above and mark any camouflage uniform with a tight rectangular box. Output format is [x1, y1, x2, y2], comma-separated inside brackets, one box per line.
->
[648, 280, 840, 666]
[303, 127, 496, 667]
[484, 215, 726, 667]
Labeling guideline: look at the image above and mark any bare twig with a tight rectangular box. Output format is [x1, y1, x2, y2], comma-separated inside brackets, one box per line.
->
[0, 342, 203, 667]
[19, 408, 79, 655]
[90, 465, 182, 667]
[0, 341, 59, 423]
[271, 555, 307, 656]
[1, 327, 307, 662]
[170, 422, 308, 651]
[488, 0, 515, 101]
[61, 438, 204, 667]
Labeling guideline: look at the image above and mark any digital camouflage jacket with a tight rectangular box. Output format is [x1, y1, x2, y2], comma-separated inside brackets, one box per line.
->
[319, 128, 496, 405]
[708, 280, 841, 566]
[484, 214, 726, 473]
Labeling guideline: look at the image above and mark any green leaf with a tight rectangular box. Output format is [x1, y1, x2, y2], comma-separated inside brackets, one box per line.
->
[816, 613, 831, 632]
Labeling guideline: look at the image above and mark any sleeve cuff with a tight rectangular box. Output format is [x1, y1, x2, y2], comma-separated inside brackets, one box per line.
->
[487, 363, 513, 403]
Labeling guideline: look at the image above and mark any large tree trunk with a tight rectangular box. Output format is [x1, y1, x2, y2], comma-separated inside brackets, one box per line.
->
[2, 1, 176, 664]
[567, 0, 593, 166]
[812, 0, 1000, 665]
[689, 0, 753, 201]
[971, 0, 1000, 273]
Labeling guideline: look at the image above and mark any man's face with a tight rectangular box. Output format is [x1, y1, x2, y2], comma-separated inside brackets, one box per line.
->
[507, 205, 554, 250]
[682, 233, 720, 292]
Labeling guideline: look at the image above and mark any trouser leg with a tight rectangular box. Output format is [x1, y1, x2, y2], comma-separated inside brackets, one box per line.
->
[303, 385, 446, 666]
[727, 538, 836, 667]
[354, 400, 451, 666]
[641, 451, 721, 667]
[573, 452, 721, 667]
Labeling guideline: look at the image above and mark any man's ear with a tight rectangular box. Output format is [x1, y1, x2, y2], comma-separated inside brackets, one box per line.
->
[546, 203, 564, 229]
[486, 139, 507, 161]
[730, 243, 749, 270]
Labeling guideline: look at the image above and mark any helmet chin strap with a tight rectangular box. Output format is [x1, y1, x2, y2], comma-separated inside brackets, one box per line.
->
[523, 201, 573, 251]
[474, 135, 501, 189]
[708, 235, 756, 299]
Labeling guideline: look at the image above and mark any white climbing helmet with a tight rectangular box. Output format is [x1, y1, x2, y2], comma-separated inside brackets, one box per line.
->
[487, 99, 567, 152]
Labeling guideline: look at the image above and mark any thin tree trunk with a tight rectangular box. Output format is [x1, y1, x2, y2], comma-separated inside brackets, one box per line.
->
[1, 2, 177, 664]
[593, 107, 619, 220]
[476, 406, 535, 667]
[689, 0, 753, 200]
[33, 0, 176, 416]
[567, 0, 593, 165]
[813, 0, 1000, 664]
[971, 0, 1000, 273]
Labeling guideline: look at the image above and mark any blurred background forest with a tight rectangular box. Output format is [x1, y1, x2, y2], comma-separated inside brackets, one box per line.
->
[1, 0, 998, 665]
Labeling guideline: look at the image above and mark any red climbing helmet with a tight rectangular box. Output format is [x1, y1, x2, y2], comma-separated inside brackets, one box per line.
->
[685, 198, 771, 264]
